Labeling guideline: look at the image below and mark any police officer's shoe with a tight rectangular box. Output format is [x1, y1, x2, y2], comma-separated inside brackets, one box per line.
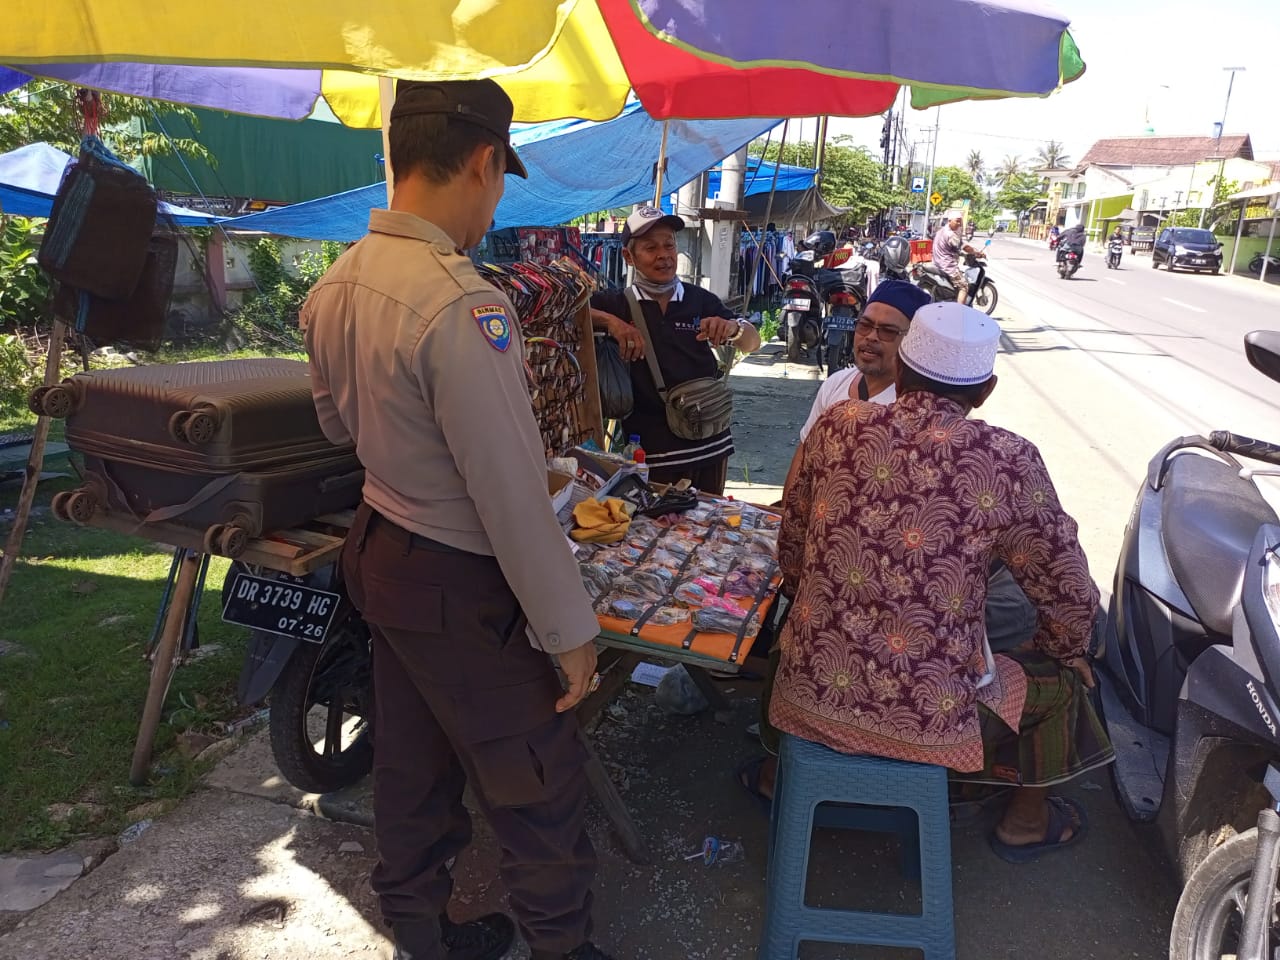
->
[441, 912, 515, 960]
[392, 913, 515, 960]
[530, 943, 617, 960]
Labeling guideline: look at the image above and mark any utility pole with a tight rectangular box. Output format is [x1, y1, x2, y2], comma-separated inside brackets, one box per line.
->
[1201, 67, 1246, 228]
[924, 106, 942, 227]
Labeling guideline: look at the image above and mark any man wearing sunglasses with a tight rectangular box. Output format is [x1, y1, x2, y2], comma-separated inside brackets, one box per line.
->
[782, 279, 930, 494]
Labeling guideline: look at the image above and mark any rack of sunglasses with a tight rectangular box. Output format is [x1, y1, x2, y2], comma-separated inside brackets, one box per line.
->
[477, 258, 604, 458]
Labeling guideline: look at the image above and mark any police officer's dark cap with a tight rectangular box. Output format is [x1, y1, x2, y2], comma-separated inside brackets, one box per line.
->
[391, 79, 528, 179]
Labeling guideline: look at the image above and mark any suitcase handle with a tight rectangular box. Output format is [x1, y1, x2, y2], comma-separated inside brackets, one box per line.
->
[319, 469, 365, 494]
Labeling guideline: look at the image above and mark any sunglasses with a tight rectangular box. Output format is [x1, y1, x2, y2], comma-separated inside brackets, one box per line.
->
[854, 318, 905, 342]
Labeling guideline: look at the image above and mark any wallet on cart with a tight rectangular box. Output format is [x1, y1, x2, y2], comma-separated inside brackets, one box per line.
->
[612, 474, 700, 518]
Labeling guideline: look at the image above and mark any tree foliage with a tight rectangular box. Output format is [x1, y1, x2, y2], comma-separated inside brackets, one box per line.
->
[0, 82, 213, 165]
[992, 154, 1022, 188]
[964, 150, 985, 184]
[996, 170, 1045, 218]
[931, 165, 983, 213]
[1035, 140, 1071, 169]
[751, 134, 907, 223]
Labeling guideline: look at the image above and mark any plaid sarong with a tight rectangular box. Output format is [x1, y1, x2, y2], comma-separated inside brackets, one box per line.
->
[761, 647, 1115, 788]
[960, 649, 1115, 788]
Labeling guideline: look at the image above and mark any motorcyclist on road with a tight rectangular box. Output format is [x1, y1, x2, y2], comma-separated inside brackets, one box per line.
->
[932, 211, 979, 305]
[1058, 223, 1086, 262]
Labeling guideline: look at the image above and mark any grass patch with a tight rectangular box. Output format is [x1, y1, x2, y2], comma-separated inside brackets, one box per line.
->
[0, 463, 253, 853]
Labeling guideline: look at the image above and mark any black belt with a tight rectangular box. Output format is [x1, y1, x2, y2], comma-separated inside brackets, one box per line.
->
[363, 506, 474, 556]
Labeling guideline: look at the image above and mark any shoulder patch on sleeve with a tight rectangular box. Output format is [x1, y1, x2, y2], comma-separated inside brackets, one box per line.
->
[472, 304, 512, 352]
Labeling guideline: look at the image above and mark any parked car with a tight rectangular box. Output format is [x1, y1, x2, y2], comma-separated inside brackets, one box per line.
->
[1152, 227, 1224, 274]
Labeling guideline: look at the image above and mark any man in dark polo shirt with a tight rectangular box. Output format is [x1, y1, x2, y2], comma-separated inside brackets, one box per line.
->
[590, 207, 760, 495]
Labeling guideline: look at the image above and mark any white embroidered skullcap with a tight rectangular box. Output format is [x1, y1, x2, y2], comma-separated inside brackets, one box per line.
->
[898, 302, 1002, 386]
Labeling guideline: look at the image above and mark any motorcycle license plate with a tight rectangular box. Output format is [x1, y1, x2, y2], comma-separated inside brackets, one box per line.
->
[783, 298, 811, 310]
[222, 572, 341, 644]
[826, 314, 858, 332]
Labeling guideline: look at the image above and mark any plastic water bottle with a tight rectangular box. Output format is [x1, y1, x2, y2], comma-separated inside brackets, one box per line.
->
[622, 434, 642, 459]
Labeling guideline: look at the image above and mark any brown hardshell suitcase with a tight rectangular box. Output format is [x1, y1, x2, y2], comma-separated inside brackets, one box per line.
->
[61, 452, 364, 557]
[36, 358, 345, 470]
[38, 359, 363, 556]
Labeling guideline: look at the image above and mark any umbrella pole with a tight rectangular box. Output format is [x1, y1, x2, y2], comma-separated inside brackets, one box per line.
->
[378, 77, 396, 205]
[652, 121, 671, 207]
[762, 119, 790, 231]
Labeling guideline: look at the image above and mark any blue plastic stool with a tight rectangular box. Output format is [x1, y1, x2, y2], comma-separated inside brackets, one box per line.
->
[758, 734, 956, 960]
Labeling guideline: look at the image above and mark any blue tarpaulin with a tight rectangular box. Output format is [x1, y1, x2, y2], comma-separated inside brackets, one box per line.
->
[223, 102, 779, 241]
[0, 141, 219, 225]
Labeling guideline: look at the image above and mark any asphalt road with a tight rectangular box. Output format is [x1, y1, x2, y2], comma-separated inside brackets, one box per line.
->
[971, 234, 1280, 593]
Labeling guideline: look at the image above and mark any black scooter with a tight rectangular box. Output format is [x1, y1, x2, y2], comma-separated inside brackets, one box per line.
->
[781, 230, 837, 364]
[1057, 243, 1083, 279]
[1097, 330, 1280, 960]
[224, 562, 373, 794]
[1106, 236, 1124, 270]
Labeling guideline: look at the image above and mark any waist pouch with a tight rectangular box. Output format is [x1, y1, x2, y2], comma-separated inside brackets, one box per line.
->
[625, 289, 733, 442]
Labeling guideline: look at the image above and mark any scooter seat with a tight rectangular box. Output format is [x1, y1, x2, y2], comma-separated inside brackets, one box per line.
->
[1161, 453, 1278, 636]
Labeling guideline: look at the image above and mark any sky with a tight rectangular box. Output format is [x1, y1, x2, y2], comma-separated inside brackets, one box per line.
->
[820, 0, 1280, 174]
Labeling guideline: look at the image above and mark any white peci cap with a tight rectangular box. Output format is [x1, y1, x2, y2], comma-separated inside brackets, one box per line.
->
[898, 302, 1002, 386]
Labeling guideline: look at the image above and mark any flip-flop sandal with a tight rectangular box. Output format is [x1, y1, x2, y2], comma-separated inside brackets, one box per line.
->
[736, 756, 773, 816]
[988, 795, 1088, 864]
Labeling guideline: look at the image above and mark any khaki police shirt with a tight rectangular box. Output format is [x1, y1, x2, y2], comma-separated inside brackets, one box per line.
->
[300, 209, 598, 655]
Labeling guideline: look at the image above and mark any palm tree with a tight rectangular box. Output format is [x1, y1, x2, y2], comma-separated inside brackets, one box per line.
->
[965, 149, 985, 184]
[1035, 140, 1071, 169]
[993, 154, 1021, 188]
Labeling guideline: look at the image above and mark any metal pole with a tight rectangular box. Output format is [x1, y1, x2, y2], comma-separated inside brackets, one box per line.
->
[652, 120, 671, 207]
[1202, 67, 1245, 228]
[814, 116, 829, 189]
[762, 119, 789, 232]
[1262, 214, 1277, 283]
[924, 106, 942, 226]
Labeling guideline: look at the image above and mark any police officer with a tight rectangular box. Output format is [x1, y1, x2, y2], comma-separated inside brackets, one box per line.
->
[302, 80, 613, 960]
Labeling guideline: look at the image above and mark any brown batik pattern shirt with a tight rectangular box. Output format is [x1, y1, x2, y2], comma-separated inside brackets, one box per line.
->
[771, 391, 1098, 772]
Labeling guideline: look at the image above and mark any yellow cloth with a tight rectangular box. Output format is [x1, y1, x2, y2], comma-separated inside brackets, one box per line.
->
[571, 497, 633, 544]
[11, 0, 631, 124]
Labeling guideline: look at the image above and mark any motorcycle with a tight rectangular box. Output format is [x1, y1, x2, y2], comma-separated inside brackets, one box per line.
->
[1057, 244, 1083, 279]
[781, 230, 836, 364]
[913, 239, 999, 316]
[878, 235, 913, 282]
[1248, 252, 1280, 276]
[1106, 237, 1124, 270]
[1049, 233, 1061, 251]
[1096, 330, 1280, 960]
[223, 561, 374, 794]
[822, 285, 867, 378]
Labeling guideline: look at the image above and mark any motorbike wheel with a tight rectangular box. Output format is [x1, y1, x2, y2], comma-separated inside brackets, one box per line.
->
[1057, 263, 1068, 279]
[1169, 828, 1280, 960]
[785, 333, 802, 363]
[971, 282, 998, 316]
[268, 614, 374, 794]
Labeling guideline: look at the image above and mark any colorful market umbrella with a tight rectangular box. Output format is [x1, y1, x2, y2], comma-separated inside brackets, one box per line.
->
[0, 0, 1084, 124]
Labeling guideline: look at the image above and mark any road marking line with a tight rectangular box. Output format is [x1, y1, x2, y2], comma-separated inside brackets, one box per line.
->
[1161, 297, 1207, 313]
[1104, 277, 1125, 285]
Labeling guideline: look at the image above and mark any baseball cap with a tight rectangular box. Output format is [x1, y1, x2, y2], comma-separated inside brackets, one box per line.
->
[898, 302, 1002, 386]
[390, 79, 528, 179]
[620, 205, 684, 244]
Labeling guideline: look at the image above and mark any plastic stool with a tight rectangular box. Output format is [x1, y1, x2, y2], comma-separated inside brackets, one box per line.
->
[758, 734, 955, 960]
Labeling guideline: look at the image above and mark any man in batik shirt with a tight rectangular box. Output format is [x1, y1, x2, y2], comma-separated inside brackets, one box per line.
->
[772, 301, 1114, 862]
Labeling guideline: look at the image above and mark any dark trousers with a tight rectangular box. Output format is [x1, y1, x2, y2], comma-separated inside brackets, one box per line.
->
[648, 455, 729, 496]
[343, 504, 596, 957]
